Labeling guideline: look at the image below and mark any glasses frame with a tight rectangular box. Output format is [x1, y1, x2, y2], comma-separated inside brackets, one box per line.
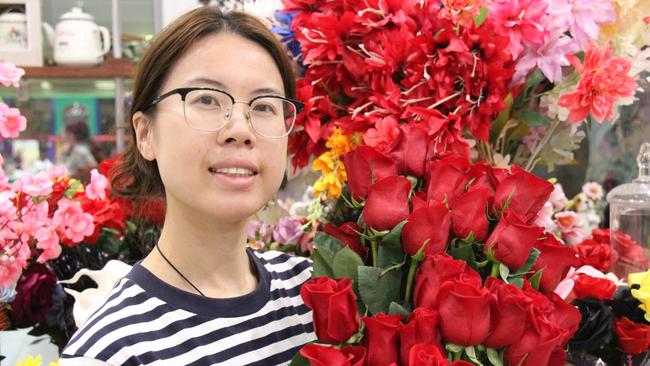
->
[143, 87, 305, 138]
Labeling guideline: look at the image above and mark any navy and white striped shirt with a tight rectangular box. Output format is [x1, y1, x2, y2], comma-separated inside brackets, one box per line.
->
[61, 248, 316, 365]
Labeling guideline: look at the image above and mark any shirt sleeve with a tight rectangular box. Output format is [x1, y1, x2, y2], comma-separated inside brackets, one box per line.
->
[58, 356, 114, 366]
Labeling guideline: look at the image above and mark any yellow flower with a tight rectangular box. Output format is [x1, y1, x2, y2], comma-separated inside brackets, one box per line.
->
[325, 127, 357, 157]
[313, 172, 343, 199]
[629, 269, 650, 322]
[49, 362, 60, 366]
[15, 354, 42, 366]
[312, 151, 336, 175]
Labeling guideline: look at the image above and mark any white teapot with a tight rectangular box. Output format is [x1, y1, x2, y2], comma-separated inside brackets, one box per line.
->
[42, 6, 110, 66]
[0, 9, 28, 50]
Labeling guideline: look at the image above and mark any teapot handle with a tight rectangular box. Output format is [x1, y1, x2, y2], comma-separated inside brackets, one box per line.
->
[97, 26, 111, 56]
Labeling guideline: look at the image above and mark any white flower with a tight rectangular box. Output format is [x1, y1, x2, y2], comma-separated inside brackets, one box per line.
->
[59, 260, 132, 327]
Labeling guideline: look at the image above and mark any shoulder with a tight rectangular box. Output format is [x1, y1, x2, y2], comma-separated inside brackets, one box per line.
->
[251, 249, 312, 286]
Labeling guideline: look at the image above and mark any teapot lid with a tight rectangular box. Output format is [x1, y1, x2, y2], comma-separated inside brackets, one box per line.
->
[0, 9, 26, 21]
[60, 6, 94, 21]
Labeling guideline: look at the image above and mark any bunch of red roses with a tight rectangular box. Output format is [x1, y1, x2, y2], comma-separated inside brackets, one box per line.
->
[290, 145, 582, 366]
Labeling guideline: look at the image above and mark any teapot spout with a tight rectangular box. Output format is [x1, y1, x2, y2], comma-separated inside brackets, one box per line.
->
[42, 22, 54, 47]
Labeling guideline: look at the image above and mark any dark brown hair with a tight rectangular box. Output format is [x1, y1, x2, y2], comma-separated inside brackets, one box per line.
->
[112, 7, 297, 199]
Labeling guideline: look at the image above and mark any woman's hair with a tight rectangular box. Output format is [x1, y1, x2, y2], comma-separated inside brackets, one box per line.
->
[65, 121, 91, 143]
[112, 7, 297, 199]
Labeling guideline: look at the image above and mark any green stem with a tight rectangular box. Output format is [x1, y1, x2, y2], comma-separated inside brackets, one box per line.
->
[370, 238, 378, 267]
[405, 258, 420, 302]
[490, 262, 500, 278]
[453, 351, 462, 361]
[524, 118, 561, 171]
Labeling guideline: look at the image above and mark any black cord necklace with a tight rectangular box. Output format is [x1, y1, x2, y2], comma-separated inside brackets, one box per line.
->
[155, 243, 206, 297]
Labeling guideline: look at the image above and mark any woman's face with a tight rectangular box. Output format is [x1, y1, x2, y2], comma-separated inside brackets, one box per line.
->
[137, 32, 288, 223]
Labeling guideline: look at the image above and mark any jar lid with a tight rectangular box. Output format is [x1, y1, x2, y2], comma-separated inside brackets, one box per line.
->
[60, 6, 94, 21]
[606, 143, 650, 204]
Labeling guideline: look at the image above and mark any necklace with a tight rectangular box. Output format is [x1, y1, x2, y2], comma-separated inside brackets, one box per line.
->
[155, 243, 206, 297]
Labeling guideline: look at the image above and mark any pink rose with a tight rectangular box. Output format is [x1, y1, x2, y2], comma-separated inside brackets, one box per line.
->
[554, 211, 580, 231]
[85, 169, 108, 201]
[35, 228, 61, 263]
[17, 171, 53, 197]
[52, 198, 94, 243]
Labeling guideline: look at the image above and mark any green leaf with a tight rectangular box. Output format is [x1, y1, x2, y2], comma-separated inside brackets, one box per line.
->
[445, 343, 464, 353]
[490, 94, 513, 141]
[388, 301, 411, 320]
[447, 241, 478, 271]
[333, 246, 364, 282]
[530, 269, 544, 290]
[126, 220, 137, 233]
[499, 263, 510, 282]
[312, 250, 334, 278]
[63, 180, 83, 199]
[509, 277, 524, 289]
[518, 110, 550, 127]
[382, 221, 406, 248]
[313, 232, 344, 268]
[487, 348, 505, 366]
[473, 7, 489, 27]
[358, 266, 402, 315]
[525, 68, 546, 90]
[377, 220, 407, 268]
[510, 248, 540, 276]
[288, 350, 310, 366]
[465, 346, 484, 366]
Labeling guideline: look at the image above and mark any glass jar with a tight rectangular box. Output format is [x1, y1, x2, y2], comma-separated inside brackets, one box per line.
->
[606, 142, 650, 279]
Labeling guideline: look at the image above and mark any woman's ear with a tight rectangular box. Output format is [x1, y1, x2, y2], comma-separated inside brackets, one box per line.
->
[132, 111, 156, 161]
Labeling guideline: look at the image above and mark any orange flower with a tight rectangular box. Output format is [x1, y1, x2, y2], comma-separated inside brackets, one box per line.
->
[559, 45, 637, 123]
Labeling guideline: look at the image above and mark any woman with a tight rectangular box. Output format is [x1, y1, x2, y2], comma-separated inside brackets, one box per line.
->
[60, 7, 315, 365]
[62, 121, 98, 183]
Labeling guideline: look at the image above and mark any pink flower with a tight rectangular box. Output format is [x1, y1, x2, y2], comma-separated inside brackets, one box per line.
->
[563, 227, 588, 246]
[533, 202, 556, 232]
[363, 116, 401, 153]
[0, 191, 17, 222]
[581, 182, 603, 201]
[513, 34, 579, 84]
[20, 201, 49, 238]
[439, 0, 487, 25]
[273, 217, 304, 245]
[489, 0, 549, 59]
[549, 183, 568, 211]
[0, 103, 26, 138]
[0, 61, 25, 87]
[48, 165, 68, 179]
[550, 0, 616, 49]
[17, 171, 53, 197]
[555, 211, 581, 231]
[0, 240, 29, 288]
[559, 45, 637, 123]
[85, 169, 108, 201]
[52, 198, 94, 243]
[35, 227, 61, 263]
[0, 257, 23, 288]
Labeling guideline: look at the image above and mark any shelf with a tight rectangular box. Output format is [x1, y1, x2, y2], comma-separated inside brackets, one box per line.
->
[22, 57, 135, 79]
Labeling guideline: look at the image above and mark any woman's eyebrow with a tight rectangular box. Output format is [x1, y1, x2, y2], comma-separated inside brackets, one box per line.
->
[184, 78, 283, 96]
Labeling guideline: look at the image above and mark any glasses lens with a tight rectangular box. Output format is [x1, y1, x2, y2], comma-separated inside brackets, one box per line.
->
[249, 97, 297, 138]
[183, 89, 233, 131]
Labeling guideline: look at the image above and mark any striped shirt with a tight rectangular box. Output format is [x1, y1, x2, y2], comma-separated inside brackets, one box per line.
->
[61, 248, 316, 366]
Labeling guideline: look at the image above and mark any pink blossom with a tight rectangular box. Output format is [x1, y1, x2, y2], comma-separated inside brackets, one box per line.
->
[0, 256, 23, 288]
[581, 181, 604, 201]
[0, 191, 17, 222]
[20, 201, 49, 238]
[549, 183, 568, 211]
[488, 0, 549, 59]
[555, 211, 581, 231]
[0, 103, 26, 138]
[52, 198, 94, 243]
[17, 171, 53, 197]
[48, 165, 68, 179]
[533, 201, 556, 232]
[35, 228, 61, 263]
[272, 217, 304, 245]
[512, 34, 579, 84]
[0, 61, 25, 87]
[562, 227, 588, 246]
[551, 0, 617, 49]
[362, 116, 401, 153]
[85, 169, 108, 201]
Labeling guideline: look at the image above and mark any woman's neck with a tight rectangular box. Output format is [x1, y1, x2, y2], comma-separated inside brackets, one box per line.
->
[141, 202, 257, 298]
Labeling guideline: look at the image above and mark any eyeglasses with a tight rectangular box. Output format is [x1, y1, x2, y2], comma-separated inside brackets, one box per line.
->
[143, 87, 304, 138]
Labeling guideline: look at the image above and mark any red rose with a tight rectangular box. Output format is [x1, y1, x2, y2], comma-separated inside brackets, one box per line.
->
[389, 123, 430, 178]
[407, 343, 448, 366]
[547, 292, 581, 345]
[485, 211, 544, 270]
[591, 228, 610, 244]
[483, 277, 532, 348]
[301, 277, 360, 344]
[323, 222, 365, 258]
[505, 318, 567, 366]
[300, 344, 366, 366]
[466, 162, 497, 197]
[572, 274, 616, 300]
[494, 166, 554, 222]
[436, 279, 491, 346]
[402, 203, 451, 256]
[80, 196, 127, 244]
[531, 233, 579, 293]
[424, 155, 470, 204]
[399, 307, 442, 366]
[450, 187, 491, 242]
[413, 253, 482, 309]
[614, 317, 650, 355]
[363, 313, 403, 366]
[574, 239, 615, 272]
[10, 263, 57, 327]
[362, 176, 411, 231]
[612, 230, 650, 269]
[342, 146, 398, 201]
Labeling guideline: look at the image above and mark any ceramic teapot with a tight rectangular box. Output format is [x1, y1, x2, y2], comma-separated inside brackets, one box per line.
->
[0, 9, 28, 50]
[42, 6, 110, 66]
